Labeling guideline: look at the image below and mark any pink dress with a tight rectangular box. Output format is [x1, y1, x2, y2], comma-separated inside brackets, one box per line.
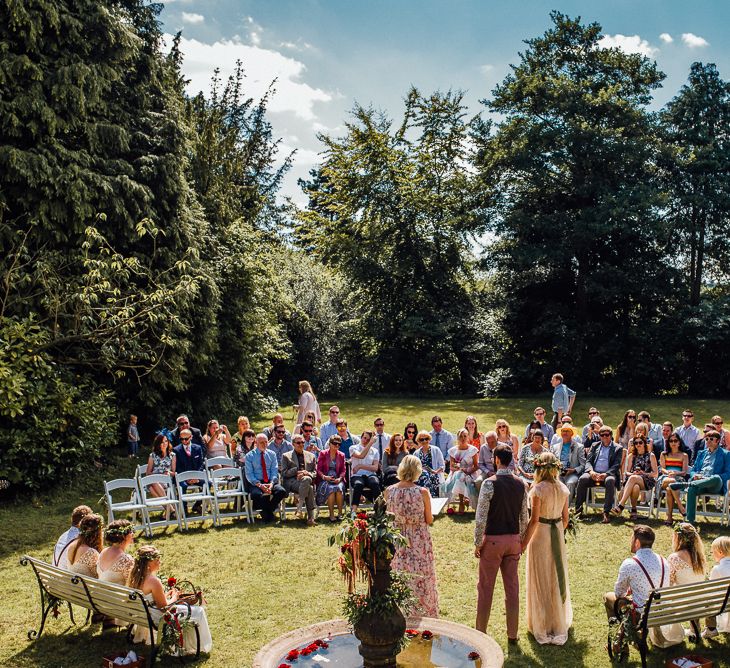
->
[387, 486, 439, 617]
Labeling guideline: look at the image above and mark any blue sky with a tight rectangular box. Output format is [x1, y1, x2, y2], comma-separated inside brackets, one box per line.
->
[160, 1, 730, 203]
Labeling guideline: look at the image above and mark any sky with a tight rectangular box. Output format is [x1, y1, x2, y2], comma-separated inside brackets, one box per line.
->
[159, 1, 730, 204]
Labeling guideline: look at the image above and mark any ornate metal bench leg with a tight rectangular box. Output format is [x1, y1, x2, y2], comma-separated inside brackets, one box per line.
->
[68, 601, 76, 625]
[28, 599, 53, 641]
[638, 634, 648, 668]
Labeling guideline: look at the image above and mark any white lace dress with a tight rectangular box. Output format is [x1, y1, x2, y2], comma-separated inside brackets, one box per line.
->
[131, 592, 213, 655]
[98, 552, 134, 625]
[651, 552, 705, 648]
[67, 548, 99, 578]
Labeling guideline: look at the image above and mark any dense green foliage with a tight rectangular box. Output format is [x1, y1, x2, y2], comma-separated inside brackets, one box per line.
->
[1, 5, 729, 491]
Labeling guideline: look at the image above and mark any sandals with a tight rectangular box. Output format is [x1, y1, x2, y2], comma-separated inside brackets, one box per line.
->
[629, 512, 639, 521]
[663, 519, 673, 527]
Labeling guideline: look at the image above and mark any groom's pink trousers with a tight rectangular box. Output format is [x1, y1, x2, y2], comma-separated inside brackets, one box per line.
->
[476, 534, 521, 639]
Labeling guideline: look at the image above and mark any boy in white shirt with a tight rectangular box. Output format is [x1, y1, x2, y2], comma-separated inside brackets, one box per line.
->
[703, 535, 730, 637]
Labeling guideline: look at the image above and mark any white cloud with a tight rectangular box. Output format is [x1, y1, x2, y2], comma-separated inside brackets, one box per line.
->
[598, 34, 658, 57]
[165, 34, 333, 121]
[182, 12, 204, 24]
[479, 64, 495, 75]
[659, 33, 673, 44]
[682, 33, 709, 48]
[250, 31, 261, 46]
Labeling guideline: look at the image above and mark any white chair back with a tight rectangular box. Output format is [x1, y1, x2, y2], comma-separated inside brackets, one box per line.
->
[206, 456, 235, 470]
[103, 478, 148, 533]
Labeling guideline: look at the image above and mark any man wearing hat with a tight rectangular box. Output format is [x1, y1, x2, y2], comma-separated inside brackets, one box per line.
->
[551, 423, 586, 502]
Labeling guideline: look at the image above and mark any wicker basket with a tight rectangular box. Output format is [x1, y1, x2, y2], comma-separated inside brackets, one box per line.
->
[102, 652, 145, 668]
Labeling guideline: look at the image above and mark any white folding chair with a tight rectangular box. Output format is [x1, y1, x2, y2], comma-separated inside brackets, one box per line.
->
[695, 482, 730, 524]
[135, 464, 148, 478]
[205, 456, 235, 471]
[103, 479, 148, 533]
[138, 474, 183, 535]
[175, 470, 217, 529]
[209, 467, 251, 524]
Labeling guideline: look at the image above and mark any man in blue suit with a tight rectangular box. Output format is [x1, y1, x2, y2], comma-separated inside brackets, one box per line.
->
[669, 429, 730, 523]
[173, 429, 205, 510]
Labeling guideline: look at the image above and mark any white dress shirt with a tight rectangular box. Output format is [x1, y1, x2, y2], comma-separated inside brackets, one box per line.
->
[430, 428, 455, 460]
[372, 432, 391, 457]
[54, 526, 80, 569]
[350, 443, 380, 477]
[614, 548, 669, 609]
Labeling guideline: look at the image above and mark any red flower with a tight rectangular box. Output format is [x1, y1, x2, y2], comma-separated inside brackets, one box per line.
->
[278, 664, 292, 668]
[167, 576, 177, 587]
[356, 512, 368, 519]
[286, 649, 299, 661]
[301, 648, 312, 656]
[405, 629, 419, 638]
[468, 651, 480, 660]
[320, 642, 329, 649]
[446, 507, 455, 515]
[313, 639, 325, 647]
[421, 630, 433, 640]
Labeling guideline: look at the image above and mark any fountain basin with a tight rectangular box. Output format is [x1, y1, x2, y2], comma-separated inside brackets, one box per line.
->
[253, 617, 503, 668]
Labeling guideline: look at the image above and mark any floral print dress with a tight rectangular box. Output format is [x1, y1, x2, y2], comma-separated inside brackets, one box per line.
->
[387, 486, 439, 617]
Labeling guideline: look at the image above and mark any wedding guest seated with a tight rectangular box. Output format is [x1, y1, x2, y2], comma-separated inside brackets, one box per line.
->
[445, 428, 481, 513]
[668, 429, 730, 523]
[633, 421, 658, 460]
[550, 417, 581, 447]
[170, 415, 203, 447]
[575, 426, 623, 524]
[234, 416, 251, 445]
[263, 413, 291, 442]
[300, 420, 322, 454]
[478, 431, 516, 481]
[638, 411, 664, 456]
[203, 419, 232, 463]
[67, 513, 104, 577]
[404, 422, 419, 453]
[350, 431, 381, 512]
[233, 429, 256, 467]
[319, 406, 341, 448]
[316, 435, 346, 521]
[604, 525, 670, 648]
[611, 436, 658, 520]
[414, 430, 445, 497]
[711, 415, 730, 449]
[335, 419, 360, 457]
[54, 505, 92, 569]
[267, 424, 293, 469]
[372, 417, 391, 457]
[551, 424, 586, 502]
[653, 523, 707, 647]
[98, 520, 135, 628]
[581, 407, 601, 440]
[282, 435, 318, 526]
[127, 545, 212, 654]
[244, 434, 287, 523]
[173, 429, 205, 510]
[382, 433, 407, 487]
[430, 415, 454, 472]
[517, 430, 548, 486]
[703, 536, 730, 637]
[294, 411, 319, 437]
[524, 406, 554, 443]
[659, 433, 689, 525]
[494, 419, 517, 452]
[145, 434, 176, 499]
[582, 417, 603, 453]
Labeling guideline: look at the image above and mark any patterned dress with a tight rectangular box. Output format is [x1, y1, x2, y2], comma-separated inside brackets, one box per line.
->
[415, 447, 441, 497]
[444, 445, 480, 507]
[387, 486, 439, 617]
[150, 452, 174, 475]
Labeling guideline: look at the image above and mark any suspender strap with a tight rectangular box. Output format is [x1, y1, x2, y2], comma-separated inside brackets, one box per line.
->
[632, 555, 665, 589]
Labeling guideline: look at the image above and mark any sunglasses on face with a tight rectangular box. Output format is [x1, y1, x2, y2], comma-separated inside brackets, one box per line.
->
[181, 437, 191, 442]
[707, 436, 719, 441]
[303, 428, 313, 433]
[417, 437, 430, 443]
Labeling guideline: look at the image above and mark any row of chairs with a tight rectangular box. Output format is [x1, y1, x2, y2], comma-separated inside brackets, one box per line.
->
[104, 457, 255, 536]
[586, 481, 730, 524]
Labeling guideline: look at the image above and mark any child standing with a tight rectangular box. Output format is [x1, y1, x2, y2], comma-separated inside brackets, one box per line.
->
[127, 415, 140, 459]
[703, 535, 730, 638]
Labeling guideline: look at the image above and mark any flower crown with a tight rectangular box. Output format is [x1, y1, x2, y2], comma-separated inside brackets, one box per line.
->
[534, 459, 561, 471]
[673, 522, 698, 541]
[105, 525, 133, 538]
[137, 548, 161, 562]
[79, 523, 101, 537]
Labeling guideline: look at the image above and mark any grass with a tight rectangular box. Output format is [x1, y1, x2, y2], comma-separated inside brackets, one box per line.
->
[1, 395, 730, 668]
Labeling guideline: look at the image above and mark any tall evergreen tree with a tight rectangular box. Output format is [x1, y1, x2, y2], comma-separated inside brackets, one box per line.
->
[298, 89, 487, 392]
[477, 12, 676, 392]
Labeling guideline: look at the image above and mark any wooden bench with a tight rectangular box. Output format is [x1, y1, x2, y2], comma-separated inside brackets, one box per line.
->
[20, 555, 200, 666]
[609, 576, 730, 667]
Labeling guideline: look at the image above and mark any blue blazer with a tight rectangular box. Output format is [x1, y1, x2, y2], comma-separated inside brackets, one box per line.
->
[690, 447, 730, 487]
[173, 443, 205, 474]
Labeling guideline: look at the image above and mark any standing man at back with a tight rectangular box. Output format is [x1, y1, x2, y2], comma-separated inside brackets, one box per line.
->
[551, 373, 576, 432]
[474, 445, 529, 644]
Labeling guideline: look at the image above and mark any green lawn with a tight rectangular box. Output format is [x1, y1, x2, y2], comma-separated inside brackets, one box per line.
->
[2, 396, 730, 668]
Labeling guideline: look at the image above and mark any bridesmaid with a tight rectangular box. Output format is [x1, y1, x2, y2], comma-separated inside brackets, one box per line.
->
[66, 513, 104, 577]
[98, 520, 135, 628]
[386, 455, 439, 617]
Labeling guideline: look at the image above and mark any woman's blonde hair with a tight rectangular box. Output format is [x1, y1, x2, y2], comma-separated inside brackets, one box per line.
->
[397, 454, 423, 483]
[237, 416, 250, 428]
[672, 523, 706, 575]
[533, 452, 560, 485]
[495, 419, 512, 437]
[127, 545, 161, 590]
[456, 428, 469, 445]
[711, 535, 730, 558]
[298, 380, 316, 399]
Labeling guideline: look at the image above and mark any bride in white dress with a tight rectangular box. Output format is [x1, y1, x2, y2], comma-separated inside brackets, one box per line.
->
[652, 523, 707, 647]
[126, 545, 213, 655]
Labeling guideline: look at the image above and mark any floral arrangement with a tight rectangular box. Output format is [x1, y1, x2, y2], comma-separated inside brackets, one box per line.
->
[158, 610, 194, 657]
[565, 508, 580, 542]
[328, 496, 414, 630]
[278, 638, 329, 666]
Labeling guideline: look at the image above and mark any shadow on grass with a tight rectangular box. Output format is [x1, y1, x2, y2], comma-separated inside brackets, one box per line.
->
[517, 630, 591, 667]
